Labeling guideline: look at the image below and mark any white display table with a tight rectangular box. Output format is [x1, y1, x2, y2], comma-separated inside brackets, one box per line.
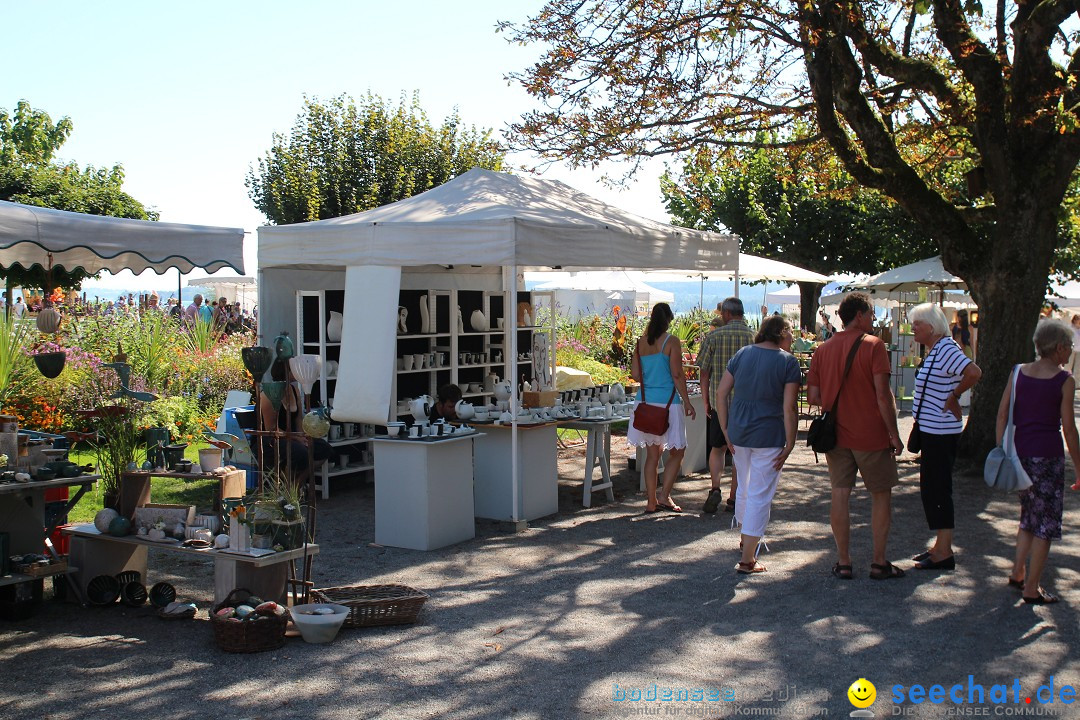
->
[472, 423, 558, 521]
[560, 417, 628, 508]
[373, 434, 480, 550]
[636, 394, 707, 490]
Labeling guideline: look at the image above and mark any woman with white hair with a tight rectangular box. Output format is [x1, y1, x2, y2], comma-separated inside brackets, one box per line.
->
[1000, 318, 1080, 604]
[908, 303, 982, 570]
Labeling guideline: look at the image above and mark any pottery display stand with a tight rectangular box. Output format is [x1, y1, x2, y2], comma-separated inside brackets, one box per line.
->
[372, 435, 480, 550]
[472, 423, 558, 522]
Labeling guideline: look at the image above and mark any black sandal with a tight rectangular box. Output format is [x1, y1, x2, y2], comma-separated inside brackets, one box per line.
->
[832, 563, 853, 580]
[869, 562, 905, 580]
[1023, 589, 1060, 605]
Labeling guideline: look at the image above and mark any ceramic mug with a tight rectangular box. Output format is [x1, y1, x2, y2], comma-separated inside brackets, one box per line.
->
[496, 318, 504, 330]
[338, 454, 350, 469]
[402, 355, 414, 371]
[343, 422, 355, 438]
[414, 353, 426, 369]
[408, 426, 420, 438]
[386, 424, 402, 437]
[468, 383, 481, 393]
[329, 425, 342, 441]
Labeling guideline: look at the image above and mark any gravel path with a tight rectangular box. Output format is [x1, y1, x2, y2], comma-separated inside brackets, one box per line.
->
[2, 412, 1077, 720]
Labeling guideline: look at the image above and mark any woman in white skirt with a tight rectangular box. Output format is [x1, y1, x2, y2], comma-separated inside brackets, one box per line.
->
[628, 303, 697, 513]
[716, 316, 800, 573]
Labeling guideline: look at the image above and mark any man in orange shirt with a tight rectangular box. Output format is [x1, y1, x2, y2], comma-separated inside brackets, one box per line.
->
[807, 293, 905, 581]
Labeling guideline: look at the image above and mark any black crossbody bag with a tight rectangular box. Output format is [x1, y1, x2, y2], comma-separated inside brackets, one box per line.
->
[807, 334, 865, 460]
[907, 340, 941, 455]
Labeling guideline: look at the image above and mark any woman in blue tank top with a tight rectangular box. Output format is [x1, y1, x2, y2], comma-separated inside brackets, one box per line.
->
[628, 303, 697, 513]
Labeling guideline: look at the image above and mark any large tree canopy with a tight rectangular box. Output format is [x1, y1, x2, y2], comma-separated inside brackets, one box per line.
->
[0, 100, 157, 291]
[661, 138, 937, 327]
[247, 93, 507, 225]
[503, 0, 1080, 457]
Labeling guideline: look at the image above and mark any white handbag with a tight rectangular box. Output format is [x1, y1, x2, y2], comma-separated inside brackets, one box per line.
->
[983, 364, 1033, 492]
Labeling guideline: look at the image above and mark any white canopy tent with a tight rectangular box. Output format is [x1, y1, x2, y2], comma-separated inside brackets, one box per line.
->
[257, 168, 739, 522]
[530, 270, 674, 317]
[0, 199, 245, 275]
[187, 275, 258, 309]
[865, 255, 966, 293]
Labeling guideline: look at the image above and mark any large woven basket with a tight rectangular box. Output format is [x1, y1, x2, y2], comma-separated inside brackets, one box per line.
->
[311, 584, 428, 628]
[210, 588, 287, 653]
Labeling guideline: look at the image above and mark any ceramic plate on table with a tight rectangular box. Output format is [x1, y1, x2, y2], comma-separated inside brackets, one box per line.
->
[145, 536, 181, 544]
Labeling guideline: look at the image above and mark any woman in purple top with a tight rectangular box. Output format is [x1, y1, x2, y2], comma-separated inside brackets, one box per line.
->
[996, 319, 1080, 604]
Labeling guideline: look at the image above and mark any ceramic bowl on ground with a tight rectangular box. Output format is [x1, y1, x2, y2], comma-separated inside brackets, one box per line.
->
[87, 575, 121, 606]
[289, 603, 350, 643]
[115, 570, 142, 586]
[121, 581, 148, 607]
[149, 582, 176, 608]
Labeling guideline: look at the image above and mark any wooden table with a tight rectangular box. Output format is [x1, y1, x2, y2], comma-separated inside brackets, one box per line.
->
[119, 469, 247, 518]
[1, 475, 99, 604]
[65, 524, 319, 604]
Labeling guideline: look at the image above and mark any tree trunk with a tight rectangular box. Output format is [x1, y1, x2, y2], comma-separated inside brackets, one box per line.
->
[798, 282, 823, 332]
[957, 226, 1056, 462]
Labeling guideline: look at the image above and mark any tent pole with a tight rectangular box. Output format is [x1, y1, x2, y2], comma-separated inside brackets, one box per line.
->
[506, 264, 520, 525]
[699, 274, 703, 311]
[178, 268, 182, 309]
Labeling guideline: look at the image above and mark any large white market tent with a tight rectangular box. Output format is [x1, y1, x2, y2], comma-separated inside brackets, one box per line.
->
[259, 169, 736, 271]
[257, 168, 739, 522]
[0, 199, 245, 275]
[531, 270, 674, 316]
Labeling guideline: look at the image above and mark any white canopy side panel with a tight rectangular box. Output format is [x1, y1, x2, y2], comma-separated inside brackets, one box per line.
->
[331, 266, 402, 425]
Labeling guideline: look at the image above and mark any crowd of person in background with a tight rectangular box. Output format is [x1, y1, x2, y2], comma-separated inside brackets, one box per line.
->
[633, 291, 1077, 605]
[1, 288, 256, 334]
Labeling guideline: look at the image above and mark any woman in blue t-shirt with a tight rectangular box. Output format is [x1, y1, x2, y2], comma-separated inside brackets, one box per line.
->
[716, 316, 801, 574]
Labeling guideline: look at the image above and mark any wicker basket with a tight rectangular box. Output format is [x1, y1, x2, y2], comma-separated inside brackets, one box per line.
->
[311, 584, 428, 628]
[210, 588, 287, 653]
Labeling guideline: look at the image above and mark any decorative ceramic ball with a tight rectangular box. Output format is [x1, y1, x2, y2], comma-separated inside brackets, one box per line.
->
[302, 409, 331, 439]
[108, 516, 132, 537]
[214, 533, 229, 548]
[94, 508, 120, 534]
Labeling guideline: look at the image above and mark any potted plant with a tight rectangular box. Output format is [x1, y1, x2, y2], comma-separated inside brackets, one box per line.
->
[250, 470, 308, 550]
[87, 404, 142, 511]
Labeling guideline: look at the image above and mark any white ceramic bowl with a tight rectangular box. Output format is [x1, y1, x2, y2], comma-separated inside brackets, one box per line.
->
[289, 603, 349, 643]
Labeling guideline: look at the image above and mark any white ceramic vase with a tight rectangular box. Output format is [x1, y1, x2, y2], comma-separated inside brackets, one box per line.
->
[397, 306, 408, 334]
[419, 295, 430, 334]
[470, 309, 488, 332]
[327, 311, 343, 342]
[456, 306, 465, 334]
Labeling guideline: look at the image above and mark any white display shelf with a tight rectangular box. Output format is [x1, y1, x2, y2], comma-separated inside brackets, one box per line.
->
[325, 463, 374, 477]
[398, 367, 451, 374]
[327, 436, 373, 448]
[397, 333, 451, 339]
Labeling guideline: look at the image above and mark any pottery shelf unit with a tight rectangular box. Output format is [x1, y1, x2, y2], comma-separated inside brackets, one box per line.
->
[391, 289, 556, 421]
[296, 290, 375, 499]
[889, 300, 921, 415]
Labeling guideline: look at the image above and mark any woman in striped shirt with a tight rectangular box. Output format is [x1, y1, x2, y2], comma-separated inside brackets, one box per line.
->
[908, 303, 983, 570]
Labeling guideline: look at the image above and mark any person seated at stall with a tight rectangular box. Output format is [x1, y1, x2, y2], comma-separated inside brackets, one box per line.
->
[258, 359, 332, 482]
[429, 383, 463, 423]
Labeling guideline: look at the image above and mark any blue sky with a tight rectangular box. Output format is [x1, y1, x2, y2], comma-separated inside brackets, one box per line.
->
[3, 0, 673, 292]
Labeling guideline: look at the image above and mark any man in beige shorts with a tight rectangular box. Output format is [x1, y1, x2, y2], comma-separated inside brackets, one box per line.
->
[807, 293, 904, 580]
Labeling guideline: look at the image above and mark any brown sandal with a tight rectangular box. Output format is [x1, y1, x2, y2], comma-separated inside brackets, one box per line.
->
[735, 561, 767, 574]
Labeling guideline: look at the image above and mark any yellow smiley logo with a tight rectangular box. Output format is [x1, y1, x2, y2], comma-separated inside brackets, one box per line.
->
[847, 678, 876, 709]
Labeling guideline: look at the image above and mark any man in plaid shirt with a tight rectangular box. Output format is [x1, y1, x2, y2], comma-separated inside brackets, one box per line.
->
[698, 297, 756, 513]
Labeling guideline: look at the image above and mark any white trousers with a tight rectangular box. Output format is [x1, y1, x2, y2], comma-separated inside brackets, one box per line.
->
[731, 446, 784, 537]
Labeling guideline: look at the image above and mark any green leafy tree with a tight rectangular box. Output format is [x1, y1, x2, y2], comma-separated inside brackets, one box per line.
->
[661, 138, 937, 328]
[247, 92, 507, 224]
[0, 99, 158, 292]
[503, 1, 1080, 457]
